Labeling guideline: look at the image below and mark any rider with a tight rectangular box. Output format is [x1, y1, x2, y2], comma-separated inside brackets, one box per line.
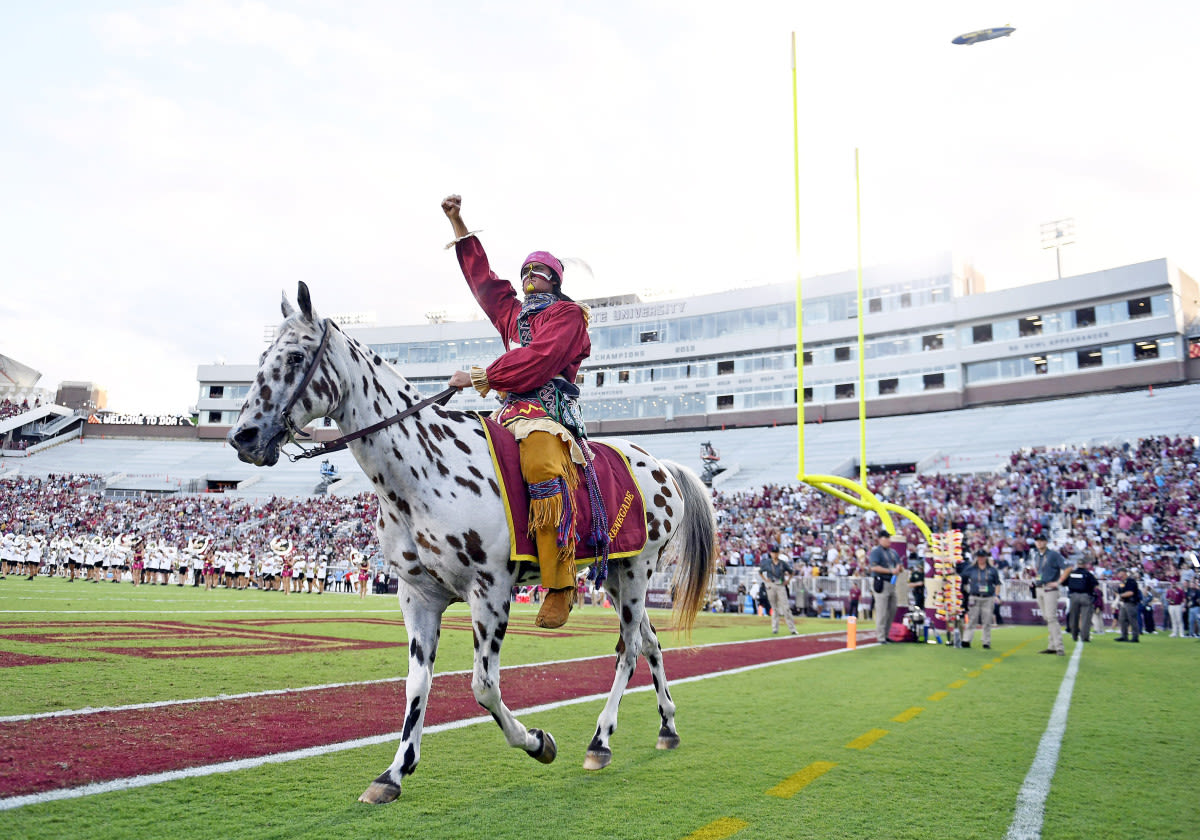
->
[442, 194, 591, 629]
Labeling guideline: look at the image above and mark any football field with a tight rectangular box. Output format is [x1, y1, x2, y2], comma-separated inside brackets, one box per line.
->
[1, 578, 1195, 839]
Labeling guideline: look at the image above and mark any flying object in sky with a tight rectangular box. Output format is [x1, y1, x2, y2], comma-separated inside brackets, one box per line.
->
[952, 26, 1016, 45]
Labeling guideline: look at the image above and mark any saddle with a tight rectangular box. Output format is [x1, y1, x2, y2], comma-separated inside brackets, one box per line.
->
[477, 417, 647, 566]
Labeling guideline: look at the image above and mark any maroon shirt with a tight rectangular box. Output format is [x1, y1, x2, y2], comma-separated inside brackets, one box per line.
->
[455, 236, 590, 394]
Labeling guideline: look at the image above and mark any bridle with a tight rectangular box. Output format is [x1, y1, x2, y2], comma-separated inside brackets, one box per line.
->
[277, 318, 457, 462]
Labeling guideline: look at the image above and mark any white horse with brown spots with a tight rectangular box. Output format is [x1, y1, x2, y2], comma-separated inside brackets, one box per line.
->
[228, 283, 717, 803]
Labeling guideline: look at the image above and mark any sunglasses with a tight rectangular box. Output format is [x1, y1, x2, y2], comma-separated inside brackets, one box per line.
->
[520, 264, 554, 283]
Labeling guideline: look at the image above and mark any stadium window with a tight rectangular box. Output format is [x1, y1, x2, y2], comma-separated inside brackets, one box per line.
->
[1020, 316, 1043, 337]
[878, 378, 898, 395]
[923, 373, 945, 390]
[1189, 338, 1200, 359]
[835, 383, 855, 400]
[800, 387, 813, 403]
[1074, 306, 1096, 328]
[639, 330, 660, 343]
[1077, 348, 1103, 369]
[834, 346, 850, 362]
[899, 293, 912, 308]
[1134, 340, 1159, 361]
[972, 324, 993, 344]
[207, 411, 223, 424]
[576, 374, 584, 385]
[596, 372, 605, 387]
[208, 385, 224, 399]
[323, 417, 333, 427]
[716, 394, 734, 409]
[717, 360, 735, 375]
[618, 370, 630, 383]
[1032, 356, 1048, 375]
[922, 333, 944, 351]
[802, 350, 813, 366]
[1127, 297, 1152, 319]
[868, 297, 882, 313]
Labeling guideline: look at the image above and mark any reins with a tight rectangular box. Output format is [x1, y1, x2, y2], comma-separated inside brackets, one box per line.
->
[280, 318, 459, 462]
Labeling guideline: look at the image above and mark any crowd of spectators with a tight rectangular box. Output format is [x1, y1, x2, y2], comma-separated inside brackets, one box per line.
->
[2, 436, 1197, 617]
[713, 435, 1199, 590]
[0, 397, 39, 422]
[0, 473, 384, 590]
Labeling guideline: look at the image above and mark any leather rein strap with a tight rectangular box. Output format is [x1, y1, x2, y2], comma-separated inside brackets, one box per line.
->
[281, 318, 459, 462]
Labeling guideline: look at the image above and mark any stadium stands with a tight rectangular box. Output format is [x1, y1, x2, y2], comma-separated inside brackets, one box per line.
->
[8, 382, 1200, 494]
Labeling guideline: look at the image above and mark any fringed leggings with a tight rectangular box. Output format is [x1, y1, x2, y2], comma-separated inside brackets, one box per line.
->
[520, 430, 578, 590]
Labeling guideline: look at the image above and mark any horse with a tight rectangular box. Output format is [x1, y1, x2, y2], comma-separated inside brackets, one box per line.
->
[228, 282, 717, 804]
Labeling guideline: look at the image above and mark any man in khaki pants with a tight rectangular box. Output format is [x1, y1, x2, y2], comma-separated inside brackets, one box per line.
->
[1030, 534, 1072, 655]
[760, 548, 798, 636]
[961, 549, 1001, 649]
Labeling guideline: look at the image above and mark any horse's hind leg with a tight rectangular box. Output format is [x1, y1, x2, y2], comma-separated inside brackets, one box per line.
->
[584, 567, 645, 770]
[639, 613, 680, 750]
[359, 596, 444, 804]
[469, 590, 556, 763]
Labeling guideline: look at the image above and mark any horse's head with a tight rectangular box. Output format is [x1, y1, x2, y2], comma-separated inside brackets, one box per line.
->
[228, 282, 342, 467]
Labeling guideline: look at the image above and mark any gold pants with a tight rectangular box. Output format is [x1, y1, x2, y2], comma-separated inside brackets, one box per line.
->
[519, 430, 578, 590]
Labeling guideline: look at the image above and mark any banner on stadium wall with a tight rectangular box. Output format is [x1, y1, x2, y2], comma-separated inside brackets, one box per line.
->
[87, 412, 196, 427]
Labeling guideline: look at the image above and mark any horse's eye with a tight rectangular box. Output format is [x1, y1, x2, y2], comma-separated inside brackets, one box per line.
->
[286, 351, 306, 366]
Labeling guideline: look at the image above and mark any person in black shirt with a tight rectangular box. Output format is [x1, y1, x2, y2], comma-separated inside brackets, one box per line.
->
[1065, 554, 1100, 642]
[1115, 569, 1141, 643]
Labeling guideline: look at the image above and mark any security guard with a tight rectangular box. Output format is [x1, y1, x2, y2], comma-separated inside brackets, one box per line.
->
[960, 549, 1001, 649]
[1065, 554, 1100, 642]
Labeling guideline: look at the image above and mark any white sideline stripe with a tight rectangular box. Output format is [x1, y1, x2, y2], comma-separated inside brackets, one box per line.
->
[0, 631, 851, 723]
[1005, 642, 1084, 840]
[0, 644, 854, 810]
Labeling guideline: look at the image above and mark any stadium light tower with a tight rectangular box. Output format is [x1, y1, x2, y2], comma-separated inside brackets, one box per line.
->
[1040, 218, 1075, 280]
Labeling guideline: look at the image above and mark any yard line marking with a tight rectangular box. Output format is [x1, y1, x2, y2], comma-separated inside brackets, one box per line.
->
[927, 691, 949, 701]
[845, 728, 888, 750]
[968, 670, 981, 677]
[1005, 642, 1084, 840]
[982, 663, 994, 670]
[680, 817, 749, 839]
[0, 643, 857, 809]
[992, 658, 1004, 664]
[948, 679, 967, 689]
[766, 761, 836, 798]
[891, 706, 923, 723]
[1, 631, 856, 723]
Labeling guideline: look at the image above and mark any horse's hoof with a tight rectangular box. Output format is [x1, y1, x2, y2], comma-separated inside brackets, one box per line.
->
[583, 747, 612, 771]
[526, 728, 557, 764]
[358, 781, 402, 804]
[656, 729, 681, 750]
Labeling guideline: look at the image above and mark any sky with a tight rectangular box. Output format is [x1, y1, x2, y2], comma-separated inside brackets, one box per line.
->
[3, 1, 1198, 413]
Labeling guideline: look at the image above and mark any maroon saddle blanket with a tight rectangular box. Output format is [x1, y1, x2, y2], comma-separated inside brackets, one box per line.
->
[478, 417, 648, 565]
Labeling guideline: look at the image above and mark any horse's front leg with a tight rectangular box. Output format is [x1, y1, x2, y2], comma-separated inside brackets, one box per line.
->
[469, 589, 557, 763]
[584, 570, 644, 770]
[359, 594, 444, 804]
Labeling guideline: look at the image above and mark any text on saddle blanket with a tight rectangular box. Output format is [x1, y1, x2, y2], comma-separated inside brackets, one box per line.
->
[479, 418, 648, 565]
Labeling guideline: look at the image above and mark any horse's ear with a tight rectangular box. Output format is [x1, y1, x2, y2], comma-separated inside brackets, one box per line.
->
[297, 282, 316, 322]
[281, 292, 295, 320]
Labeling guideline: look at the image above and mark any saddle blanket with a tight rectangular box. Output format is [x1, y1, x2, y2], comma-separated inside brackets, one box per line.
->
[479, 417, 648, 565]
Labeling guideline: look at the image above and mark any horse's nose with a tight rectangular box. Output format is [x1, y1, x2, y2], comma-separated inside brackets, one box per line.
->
[231, 425, 259, 447]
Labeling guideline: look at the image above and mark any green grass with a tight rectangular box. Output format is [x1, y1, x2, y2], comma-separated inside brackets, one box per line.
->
[4, 579, 1199, 840]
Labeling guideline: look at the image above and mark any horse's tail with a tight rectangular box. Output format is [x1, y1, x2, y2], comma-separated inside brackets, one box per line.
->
[661, 460, 717, 636]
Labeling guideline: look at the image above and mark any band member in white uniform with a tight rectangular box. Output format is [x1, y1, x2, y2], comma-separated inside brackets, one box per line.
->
[317, 555, 329, 594]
